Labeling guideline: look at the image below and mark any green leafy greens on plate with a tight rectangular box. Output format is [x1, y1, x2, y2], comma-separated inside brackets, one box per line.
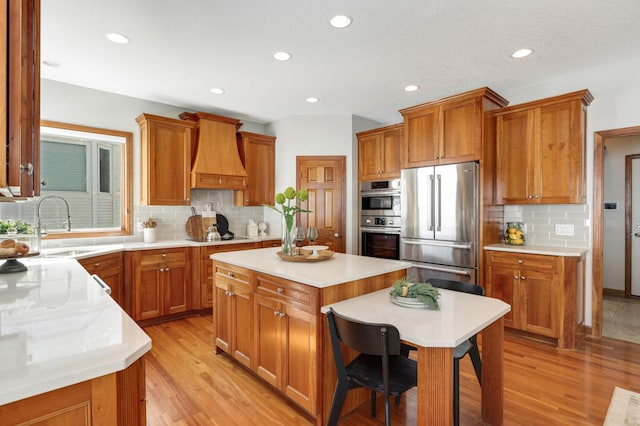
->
[0, 219, 33, 235]
[389, 277, 440, 309]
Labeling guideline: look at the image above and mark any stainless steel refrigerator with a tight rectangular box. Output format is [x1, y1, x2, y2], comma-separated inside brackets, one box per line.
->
[401, 162, 479, 284]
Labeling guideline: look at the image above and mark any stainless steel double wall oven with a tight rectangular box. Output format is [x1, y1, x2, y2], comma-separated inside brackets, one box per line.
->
[359, 179, 401, 260]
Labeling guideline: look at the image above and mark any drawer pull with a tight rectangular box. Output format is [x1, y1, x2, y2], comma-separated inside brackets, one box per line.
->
[228, 272, 233, 277]
[95, 262, 100, 267]
[517, 259, 523, 264]
[92, 274, 112, 295]
[162, 253, 167, 258]
[277, 287, 284, 294]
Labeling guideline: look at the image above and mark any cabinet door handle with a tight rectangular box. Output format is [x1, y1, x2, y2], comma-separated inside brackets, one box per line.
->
[160, 268, 164, 272]
[513, 275, 519, 280]
[20, 163, 34, 175]
[274, 310, 280, 316]
[227, 272, 233, 277]
[279, 312, 286, 318]
[277, 287, 284, 294]
[528, 195, 534, 199]
[520, 276, 526, 280]
[166, 267, 170, 271]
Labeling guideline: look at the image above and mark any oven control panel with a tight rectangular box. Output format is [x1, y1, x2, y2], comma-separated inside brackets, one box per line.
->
[361, 215, 400, 229]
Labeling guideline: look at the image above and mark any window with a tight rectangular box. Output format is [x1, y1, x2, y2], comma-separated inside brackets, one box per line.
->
[32, 121, 132, 238]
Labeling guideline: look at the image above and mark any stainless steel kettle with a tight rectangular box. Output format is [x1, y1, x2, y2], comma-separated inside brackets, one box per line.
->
[206, 224, 221, 241]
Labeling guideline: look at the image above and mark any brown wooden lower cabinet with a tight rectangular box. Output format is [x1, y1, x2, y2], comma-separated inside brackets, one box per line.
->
[212, 259, 405, 424]
[0, 357, 146, 425]
[78, 252, 124, 309]
[485, 250, 585, 348]
[253, 273, 318, 414]
[128, 248, 191, 322]
[214, 262, 254, 368]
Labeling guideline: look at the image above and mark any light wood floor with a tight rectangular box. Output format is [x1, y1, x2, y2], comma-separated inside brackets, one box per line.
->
[144, 315, 640, 425]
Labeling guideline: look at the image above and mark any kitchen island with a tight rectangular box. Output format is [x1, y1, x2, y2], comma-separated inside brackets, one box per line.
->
[0, 258, 151, 425]
[211, 247, 410, 425]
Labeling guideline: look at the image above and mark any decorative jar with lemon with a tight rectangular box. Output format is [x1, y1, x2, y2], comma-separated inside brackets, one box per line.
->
[504, 222, 526, 245]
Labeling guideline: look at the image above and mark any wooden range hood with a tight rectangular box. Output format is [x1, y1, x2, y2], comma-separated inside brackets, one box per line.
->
[179, 111, 248, 190]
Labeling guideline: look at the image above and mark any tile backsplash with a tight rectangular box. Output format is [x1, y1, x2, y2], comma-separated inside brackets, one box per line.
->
[136, 189, 265, 241]
[0, 189, 266, 249]
[503, 204, 590, 248]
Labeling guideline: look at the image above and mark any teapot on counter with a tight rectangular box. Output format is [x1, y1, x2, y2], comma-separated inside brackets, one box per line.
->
[206, 224, 221, 241]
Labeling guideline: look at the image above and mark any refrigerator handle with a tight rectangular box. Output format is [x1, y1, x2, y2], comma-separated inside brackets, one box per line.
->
[410, 263, 472, 276]
[436, 174, 442, 231]
[429, 174, 435, 231]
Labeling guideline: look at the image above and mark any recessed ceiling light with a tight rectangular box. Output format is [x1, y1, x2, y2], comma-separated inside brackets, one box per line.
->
[210, 88, 225, 95]
[42, 60, 60, 67]
[511, 48, 533, 59]
[404, 85, 420, 92]
[306, 97, 319, 103]
[273, 51, 292, 61]
[330, 15, 352, 29]
[105, 32, 129, 44]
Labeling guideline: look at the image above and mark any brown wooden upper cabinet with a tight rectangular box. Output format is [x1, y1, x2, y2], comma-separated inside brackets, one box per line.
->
[0, 0, 40, 199]
[494, 89, 593, 205]
[399, 87, 508, 168]
[356, 123, 402, 181]
[136, 113, 195, 206]
[234, 131, 276, 206]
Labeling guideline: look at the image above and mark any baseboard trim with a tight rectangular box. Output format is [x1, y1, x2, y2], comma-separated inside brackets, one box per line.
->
[603, 288, 625, 297]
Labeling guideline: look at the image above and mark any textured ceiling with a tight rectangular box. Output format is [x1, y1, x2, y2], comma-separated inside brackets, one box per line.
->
[41, 0, 640, 125]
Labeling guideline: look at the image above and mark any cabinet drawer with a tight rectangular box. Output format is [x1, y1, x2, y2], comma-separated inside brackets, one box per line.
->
[79, 252, 122, 274]
[255, 273, 318, 313]
[138, 249, 186, 266]
[486, 252, 559, 273]
[215, 263, 251, 287]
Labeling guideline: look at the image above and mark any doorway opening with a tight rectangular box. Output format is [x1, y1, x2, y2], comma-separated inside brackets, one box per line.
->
[593, 126, 640, 341]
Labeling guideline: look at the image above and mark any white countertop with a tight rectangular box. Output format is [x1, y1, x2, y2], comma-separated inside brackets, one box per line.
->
[211, 247, 411, 288]
[40, 236, 279, 260]
[321, 287, 511, 347]
[484, 243, 588, 257]
[0, 257, 151, 405]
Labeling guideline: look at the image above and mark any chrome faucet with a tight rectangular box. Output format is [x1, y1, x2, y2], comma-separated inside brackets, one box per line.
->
[36, 195, 72, 236]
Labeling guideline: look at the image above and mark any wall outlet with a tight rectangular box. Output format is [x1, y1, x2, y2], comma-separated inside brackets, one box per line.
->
[555, 224, 574, 236]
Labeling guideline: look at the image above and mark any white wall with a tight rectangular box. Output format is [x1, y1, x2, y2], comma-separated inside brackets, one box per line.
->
[264, 115, 352, 252]
[603, 135, 640, 290]
[264, 115, 377, 254]
[502, 57, 640, 325]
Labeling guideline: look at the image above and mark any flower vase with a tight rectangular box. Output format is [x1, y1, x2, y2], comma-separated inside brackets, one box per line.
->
[281, 216, 294, 255]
